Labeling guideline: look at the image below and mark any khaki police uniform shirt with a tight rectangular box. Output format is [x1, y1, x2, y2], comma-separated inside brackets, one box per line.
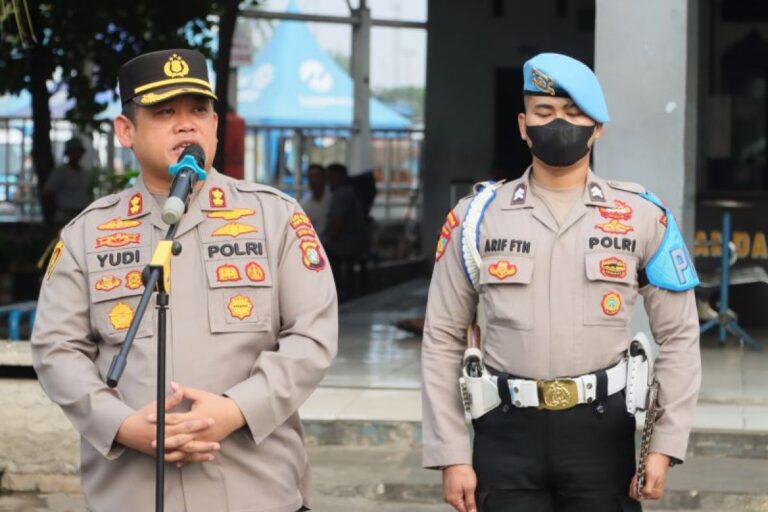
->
[31, 169, 338, 512]
[422, 168, 701, 468]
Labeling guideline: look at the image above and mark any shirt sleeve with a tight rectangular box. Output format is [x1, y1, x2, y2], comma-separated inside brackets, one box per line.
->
[639, 202, 702, 462]
[30, 224, 135, 459]
[224, 203, 338, 444]
[421, 201, 478, 468]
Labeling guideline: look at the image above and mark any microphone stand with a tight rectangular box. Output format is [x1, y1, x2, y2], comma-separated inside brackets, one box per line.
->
[107, 220, 183, 512]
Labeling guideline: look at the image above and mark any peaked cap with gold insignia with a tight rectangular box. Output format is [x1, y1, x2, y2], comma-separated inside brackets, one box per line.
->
[118, 49, 217, 106]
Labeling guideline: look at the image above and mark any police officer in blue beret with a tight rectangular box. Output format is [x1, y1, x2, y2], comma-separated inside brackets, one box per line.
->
[421, 53, 701, 512]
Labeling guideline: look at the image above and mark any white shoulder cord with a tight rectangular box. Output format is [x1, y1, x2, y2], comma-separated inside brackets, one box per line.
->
[460, 181, 504, 291]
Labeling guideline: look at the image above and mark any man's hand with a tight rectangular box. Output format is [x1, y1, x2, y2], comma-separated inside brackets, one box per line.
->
[629, 452, 671, 501]
[115, 383, 215, 460]
[442, 464, 477, 512]
[149, 384, 246, 463]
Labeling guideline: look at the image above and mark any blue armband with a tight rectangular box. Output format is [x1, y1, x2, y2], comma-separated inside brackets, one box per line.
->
[639, 192, 699, 292]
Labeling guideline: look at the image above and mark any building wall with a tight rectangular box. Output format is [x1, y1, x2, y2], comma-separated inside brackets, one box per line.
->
[422, 0, 595, 252]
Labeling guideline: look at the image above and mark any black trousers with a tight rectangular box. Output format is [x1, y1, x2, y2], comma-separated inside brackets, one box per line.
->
[472, 392, 642, 512]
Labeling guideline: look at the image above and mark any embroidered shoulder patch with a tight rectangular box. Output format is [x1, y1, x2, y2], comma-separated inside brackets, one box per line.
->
[45, 241, 65, 281]
[435, 210, 460, 261]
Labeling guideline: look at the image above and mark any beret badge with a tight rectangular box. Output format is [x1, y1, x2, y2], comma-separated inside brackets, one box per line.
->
[532, 68, 555, 95]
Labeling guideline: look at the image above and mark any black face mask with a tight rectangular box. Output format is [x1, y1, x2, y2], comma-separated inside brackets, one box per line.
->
[526, 118, 596, 167]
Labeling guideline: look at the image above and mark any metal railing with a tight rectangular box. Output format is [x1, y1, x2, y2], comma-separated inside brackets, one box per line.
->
[0, 119, 423, 228]
[245, 125, 423, 224]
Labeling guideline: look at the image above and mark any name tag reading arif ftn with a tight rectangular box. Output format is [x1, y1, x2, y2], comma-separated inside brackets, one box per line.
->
[208, 241, 264, 259]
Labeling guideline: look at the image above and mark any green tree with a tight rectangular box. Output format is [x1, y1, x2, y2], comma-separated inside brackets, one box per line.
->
[0, 0, 256, 221]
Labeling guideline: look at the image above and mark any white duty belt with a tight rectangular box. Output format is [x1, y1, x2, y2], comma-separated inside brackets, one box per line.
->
[492, 360, 627, 411]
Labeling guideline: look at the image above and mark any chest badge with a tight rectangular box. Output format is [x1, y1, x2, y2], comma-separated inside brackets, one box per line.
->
[212, 222, 258, 238]
[599, 257, 628, 279]
[207, 208, 255, 221]
[601, 292, 622, 316]
[488, 260, 518, 280]
[109, 302, 135, 330]
[228, 295, 254, 320]
[245, 262, 266, 282]
[96, 233, 142, 248]
[95, 275, 122, 292]
[595, 219, 634, 235]
[216, 264, 242, 282]
[599, 200, 633, 221]
[98, 218, 142, 231]
[125, 270, 143, 290]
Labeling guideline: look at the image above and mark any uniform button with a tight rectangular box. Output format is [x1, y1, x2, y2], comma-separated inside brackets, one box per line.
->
[502, 404, 511, 413]
[594, 403, 605, 416]
[514, 400, 522, 407]
[586, 383, 593, 390]
[513, 387, 520, 394]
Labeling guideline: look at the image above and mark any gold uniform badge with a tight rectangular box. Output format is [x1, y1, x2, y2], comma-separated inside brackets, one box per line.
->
[164, 54, 190, 78]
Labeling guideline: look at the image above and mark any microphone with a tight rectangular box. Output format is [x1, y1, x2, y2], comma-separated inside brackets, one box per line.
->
[162, 144, 208, 225]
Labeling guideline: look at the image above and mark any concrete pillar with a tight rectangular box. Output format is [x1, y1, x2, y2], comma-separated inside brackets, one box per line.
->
[594, 0, 699, 335]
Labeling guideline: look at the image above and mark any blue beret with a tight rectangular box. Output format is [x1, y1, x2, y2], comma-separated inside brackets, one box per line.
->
[523, 53, 610, 123]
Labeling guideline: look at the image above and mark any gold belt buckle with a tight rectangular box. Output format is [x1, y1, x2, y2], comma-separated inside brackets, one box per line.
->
[537, 379, 579, 410]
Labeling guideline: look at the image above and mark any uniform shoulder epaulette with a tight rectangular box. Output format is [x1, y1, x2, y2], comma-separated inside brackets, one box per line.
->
[606, 180, 645, 195]
[234, 181, 297, 204]
[64, 194, 121, 229]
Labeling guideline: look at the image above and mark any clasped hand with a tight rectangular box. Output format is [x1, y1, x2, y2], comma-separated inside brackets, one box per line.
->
[116, 381, 246, 466]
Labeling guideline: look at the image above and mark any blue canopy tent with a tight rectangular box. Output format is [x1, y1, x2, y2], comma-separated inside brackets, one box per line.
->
[236, 3, 409, 130]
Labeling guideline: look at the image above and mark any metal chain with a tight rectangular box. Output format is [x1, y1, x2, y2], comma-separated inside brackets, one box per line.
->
[637, 378, 660, 495]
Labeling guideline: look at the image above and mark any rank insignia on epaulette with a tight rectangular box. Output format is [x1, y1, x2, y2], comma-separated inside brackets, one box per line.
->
[601, 292, 622, 316]
[128, 193, 143, 216]
[216, 264, 242, 282]
[98, 218, 142, 231]
[228, 295, 253, 320]
[95, 275, 122, 292]
[96, 233, 142, 248]
[511, 184, 527, 205]
[595, 220, 634, 235]
[209, 187, 226, 208]
[599, 200, 633, 221]
[45, 241, 65, 281]
[588, 183, 605, 202]
[300, 239, 326, 272]
[109, 302, 134, 330]
[125, 270, 143, 290]
[212, 222, 258, 238]
[207, 208, 254, 221]
[245, 261, 266, 282]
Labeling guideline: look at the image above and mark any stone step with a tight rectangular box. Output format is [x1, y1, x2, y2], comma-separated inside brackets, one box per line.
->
[309, 446, 768, 511]
[303, 418, 768, 460]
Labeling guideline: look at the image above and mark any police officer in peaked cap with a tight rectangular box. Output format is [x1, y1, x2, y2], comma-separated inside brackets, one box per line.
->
[421, 52, 701, 511]
[31, 48, 337, 512]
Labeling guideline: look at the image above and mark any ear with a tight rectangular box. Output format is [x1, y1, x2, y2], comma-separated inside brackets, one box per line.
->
[114, 115, 135, 149]
[518, 113, 532, 147]
[589, 123, 605, 146]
